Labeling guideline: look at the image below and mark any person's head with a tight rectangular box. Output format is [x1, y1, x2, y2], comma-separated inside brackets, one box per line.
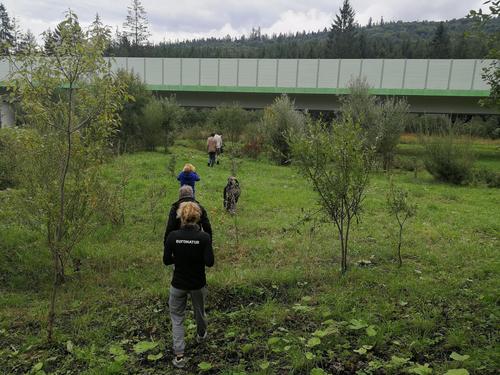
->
[183, 163, 195, 173]
[177, 201, 201, 226]
[178, 185, 194, 200]
[210, 133, 215, 137]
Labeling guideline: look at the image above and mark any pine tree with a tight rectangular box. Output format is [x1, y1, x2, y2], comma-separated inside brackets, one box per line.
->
[429, 21, 451, 58]
[11, 16, 21, 53]
[43, 11, 83, 55]
[454, 32, 468, 58]
[123, 0, 151, 46]
[0, 3, 13, 53]
[17, 29, 38, 54]
[327, 0, 358, 58]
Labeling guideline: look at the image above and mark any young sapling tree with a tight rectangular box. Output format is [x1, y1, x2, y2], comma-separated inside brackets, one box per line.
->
[386, 179, 417, 267]
[7, 11, 125, 340]
[289, 117, 372, 274]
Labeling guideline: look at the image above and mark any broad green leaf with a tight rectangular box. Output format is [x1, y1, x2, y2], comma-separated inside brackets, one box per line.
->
[390, 355, 410, 367]
[133, 341, 158, 354]
[66, 340, 74, 353]
[114, 354, 129, 363]
[450, 352, 470, 361]
[408, 363, 433, 375]
[366, 325, 377, 336]
[292, 304, 312, 312]
[32, 362, 43, 371]
[305, 352, 314, 360]
[259, 361, 270, 370]
[283, 345, 292, 351]
[313, 329, 328, 338]
[348, 319, 368, 330]
[147, 352, 163, 361]
[353, 345, 372, 355]
[443, 369, 469, 375]
[301, 296, 312, 302]
[109, 345, 125, 357]
[310, 368, 327, 375]
[225, 330, 236, 338]
[267, 337, 280, 346]
[306, 337, 321, 347]
[242, 343, 254, 353]
[198, 361, 213, 371]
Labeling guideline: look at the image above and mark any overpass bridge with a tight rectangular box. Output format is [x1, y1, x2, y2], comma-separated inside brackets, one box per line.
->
[106, 57, 495, 115]
[0, 58, 497, 127]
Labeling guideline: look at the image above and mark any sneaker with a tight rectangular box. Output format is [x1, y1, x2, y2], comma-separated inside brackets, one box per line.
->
[196, 331, 207, 343]
[172, 354, 186, 368]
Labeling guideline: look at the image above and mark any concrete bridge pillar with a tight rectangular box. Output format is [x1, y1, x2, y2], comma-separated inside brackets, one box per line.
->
[0, 100, 15, 128]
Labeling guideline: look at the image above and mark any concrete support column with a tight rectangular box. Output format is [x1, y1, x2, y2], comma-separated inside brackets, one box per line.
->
[0, 101, 15, 128]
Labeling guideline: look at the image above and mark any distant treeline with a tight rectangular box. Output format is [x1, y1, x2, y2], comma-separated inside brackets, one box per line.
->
[107, 18, 499, 59]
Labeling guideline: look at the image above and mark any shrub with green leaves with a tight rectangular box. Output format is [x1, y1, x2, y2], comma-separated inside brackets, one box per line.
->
[0, 128, 19, 189]
[386, 179, 417, 267]
[376, 98, 409, 170]
[263, 94, 305, 165]
[340, 79, 409, 169]
[422, 133, 476, 185]
[289, 117, 372, 273]
[114, 69, 152, 153]
[208, 103, 249, 153]
[141, 97, 183, 151]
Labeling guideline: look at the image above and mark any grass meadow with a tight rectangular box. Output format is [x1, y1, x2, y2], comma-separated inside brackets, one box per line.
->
[0, 140, 499, 374]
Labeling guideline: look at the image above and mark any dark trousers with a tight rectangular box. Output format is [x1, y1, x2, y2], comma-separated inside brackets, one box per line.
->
[208, 152, 216, 167]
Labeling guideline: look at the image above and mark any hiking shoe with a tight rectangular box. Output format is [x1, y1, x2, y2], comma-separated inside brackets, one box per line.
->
[196, 331, 207, 343]
[172, 354, 186, 368]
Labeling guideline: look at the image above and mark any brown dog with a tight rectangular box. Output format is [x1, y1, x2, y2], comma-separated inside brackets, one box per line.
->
[223, 176, 240, 214]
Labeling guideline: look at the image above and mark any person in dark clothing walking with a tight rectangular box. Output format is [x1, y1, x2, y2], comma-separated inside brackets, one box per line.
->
[164, 186, 212, 242]
[163, 201, 215, 369]
[177, 163, 200, 198]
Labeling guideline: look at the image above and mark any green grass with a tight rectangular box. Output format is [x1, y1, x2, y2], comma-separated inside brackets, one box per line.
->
[0, 142, 499, 374]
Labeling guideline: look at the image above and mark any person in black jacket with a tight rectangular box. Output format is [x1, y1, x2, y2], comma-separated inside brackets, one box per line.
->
[164, 185, 212, 243]
[163, 201, 214, 369]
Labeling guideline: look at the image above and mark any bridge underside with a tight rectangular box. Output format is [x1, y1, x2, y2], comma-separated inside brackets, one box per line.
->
[156, 90, 495, 115]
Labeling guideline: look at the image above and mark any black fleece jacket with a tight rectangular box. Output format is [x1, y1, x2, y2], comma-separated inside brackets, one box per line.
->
[164, 198, 212, 246]
[163, 225, 214, 290]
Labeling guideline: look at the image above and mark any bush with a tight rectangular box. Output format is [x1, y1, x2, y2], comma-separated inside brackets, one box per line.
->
[263, 94, 305, 165]
[376, 98, 410, 170]
[340, 78, 379, 148]
[140, 97, 183, 151]
[340, 79, 409, 169]
[0, 129, 18, 189]
[422, 134, 475, 185]
[471, 168, 500, 187]
[114, 70, 152, 153]
[208, 104, 249, 149]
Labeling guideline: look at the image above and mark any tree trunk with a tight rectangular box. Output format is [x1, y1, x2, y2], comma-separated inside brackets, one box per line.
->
[47, 249, 61, 341]
[339, 230, 346, 274]
[397, 224, 403, 267]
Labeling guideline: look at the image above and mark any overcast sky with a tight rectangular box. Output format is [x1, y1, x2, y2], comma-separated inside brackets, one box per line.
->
[3, 0, 488, 43]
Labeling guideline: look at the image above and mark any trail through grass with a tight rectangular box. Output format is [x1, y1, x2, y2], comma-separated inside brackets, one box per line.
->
[0, 143, 499, 374]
